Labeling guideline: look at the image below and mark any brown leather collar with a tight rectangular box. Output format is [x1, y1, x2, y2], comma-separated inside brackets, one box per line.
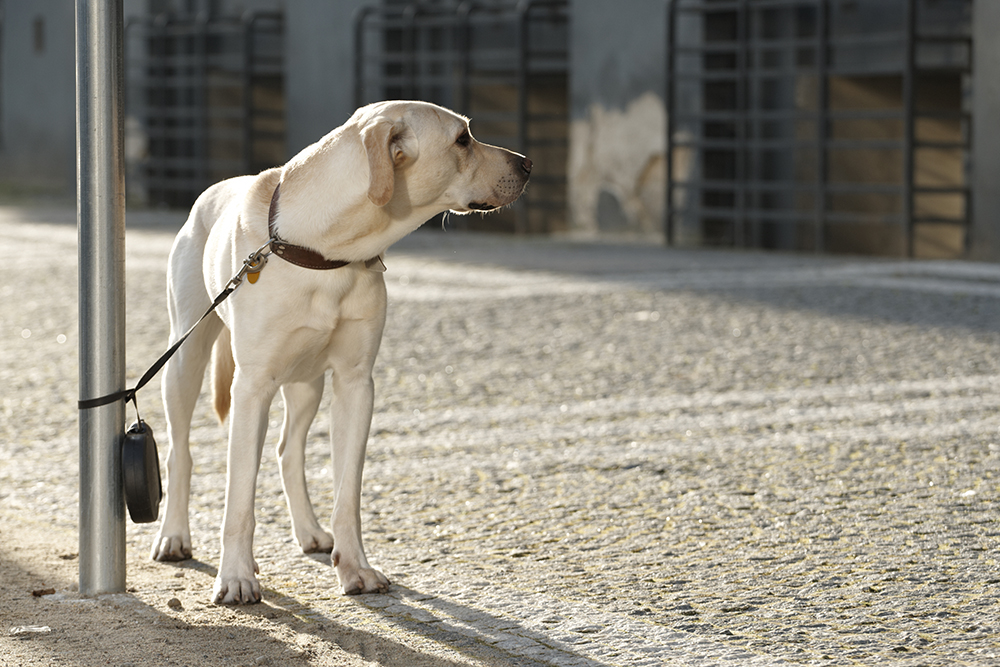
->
[267, 183, 352, 270]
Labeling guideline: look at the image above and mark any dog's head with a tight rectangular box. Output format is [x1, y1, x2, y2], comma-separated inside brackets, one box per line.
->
[355, 101, 532, 215]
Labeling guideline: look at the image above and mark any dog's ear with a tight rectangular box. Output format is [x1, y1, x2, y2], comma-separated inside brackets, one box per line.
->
[361, 119, 407, 207]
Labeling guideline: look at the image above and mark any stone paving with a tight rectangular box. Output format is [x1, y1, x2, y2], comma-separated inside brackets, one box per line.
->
[2, 206, 1000, 664]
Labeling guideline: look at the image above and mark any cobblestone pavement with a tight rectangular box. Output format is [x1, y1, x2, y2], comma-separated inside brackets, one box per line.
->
[2, 206, 1000, 665]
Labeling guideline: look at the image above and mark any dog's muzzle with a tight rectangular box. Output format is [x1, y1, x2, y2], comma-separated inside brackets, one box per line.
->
[467, 156, 533, 212]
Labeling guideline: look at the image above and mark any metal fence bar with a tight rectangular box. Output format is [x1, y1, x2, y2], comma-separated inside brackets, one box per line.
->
[194, 17, 208, 195]
[667, 0, 973, 255]
[355, 0, 567, 235]
[243, 14, 255, 174]
[736, 0, 748, 247]
[815, 0, 829, 252]
[902, 0, 917, 257]
[76, 0, 127, 596]
[515, 0, 530, 233]
[126, 12, 284, 208]
[665, 0, 677, 244]
[353, 7, 374, 111]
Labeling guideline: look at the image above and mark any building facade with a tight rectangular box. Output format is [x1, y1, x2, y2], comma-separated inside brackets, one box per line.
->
[0, 0, 995, 259]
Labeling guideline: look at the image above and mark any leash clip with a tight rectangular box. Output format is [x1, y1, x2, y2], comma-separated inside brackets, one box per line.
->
[229, 239, 274, 288]
[244, 253, 267, 284]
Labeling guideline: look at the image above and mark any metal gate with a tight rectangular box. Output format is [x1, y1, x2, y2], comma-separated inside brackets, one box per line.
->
[666, 0, 971, 257]
[354, 0, 568, 234]
[125, 12, 285, 208]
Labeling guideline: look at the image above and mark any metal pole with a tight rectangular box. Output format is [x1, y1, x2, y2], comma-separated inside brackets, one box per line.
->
[76, 0, 127, 596]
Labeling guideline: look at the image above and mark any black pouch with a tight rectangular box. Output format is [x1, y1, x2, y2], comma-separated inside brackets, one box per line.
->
[123, 420, 163, 523]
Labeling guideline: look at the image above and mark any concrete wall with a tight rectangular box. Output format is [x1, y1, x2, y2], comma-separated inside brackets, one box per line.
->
[0, 1, 76, 197]
[153, 0, 363, 155]
[972, 0, 1000, 261]
[172, 0, 364, 156]
[0, 0, 362, 201]
[1, 0, 990, 256]
[283, 0, 366, 155]
[567, 0, 667, 240]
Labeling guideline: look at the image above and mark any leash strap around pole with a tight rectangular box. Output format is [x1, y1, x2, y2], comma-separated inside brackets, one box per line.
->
[78, 283, 237, 411]
[78, 235, 275, 412]
[76, 203, 372, 413]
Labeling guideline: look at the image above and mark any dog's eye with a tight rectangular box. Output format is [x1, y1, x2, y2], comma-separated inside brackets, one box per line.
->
[455, 130, 472, 148]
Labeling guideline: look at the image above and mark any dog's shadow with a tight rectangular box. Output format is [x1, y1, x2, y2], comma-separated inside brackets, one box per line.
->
[304, 551, 333, 566]
[279, 582, 606, 667]
[167, 559, 604, 666]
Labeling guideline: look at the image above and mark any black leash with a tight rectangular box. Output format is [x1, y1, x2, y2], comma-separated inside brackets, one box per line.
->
[77, 242, 271, 416]
[78, 284, 237, 413]
[78, 244, 270, 524]
[78, 185, 378, 416]
[77, 253, 264, 525]
[76, 203, 364, 525]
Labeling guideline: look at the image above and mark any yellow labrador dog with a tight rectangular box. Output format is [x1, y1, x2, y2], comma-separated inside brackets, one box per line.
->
[150, 101, 531, 604]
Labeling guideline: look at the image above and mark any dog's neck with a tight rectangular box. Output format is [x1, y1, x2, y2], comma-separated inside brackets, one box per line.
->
[266, 184, 353, 269]
[271, 130, 441, 263]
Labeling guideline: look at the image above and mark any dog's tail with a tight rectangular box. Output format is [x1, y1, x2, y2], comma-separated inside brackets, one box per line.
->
[210, 327, 236, 423]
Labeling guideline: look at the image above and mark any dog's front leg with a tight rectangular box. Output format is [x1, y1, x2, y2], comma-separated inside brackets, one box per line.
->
[329, 363, 389, 595]
[213, 374, 274, 604]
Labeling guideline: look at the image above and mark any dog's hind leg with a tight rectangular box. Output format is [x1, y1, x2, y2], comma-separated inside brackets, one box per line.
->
[151, 290, 224, 562]
[278, 376, 335, 554]
[152, 219, 222, 561]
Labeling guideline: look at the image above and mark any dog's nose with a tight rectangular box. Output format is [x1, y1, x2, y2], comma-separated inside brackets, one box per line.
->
[521, 157, 533, 175]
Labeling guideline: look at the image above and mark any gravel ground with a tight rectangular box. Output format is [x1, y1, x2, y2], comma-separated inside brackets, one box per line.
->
[2, 205, 1000, 665]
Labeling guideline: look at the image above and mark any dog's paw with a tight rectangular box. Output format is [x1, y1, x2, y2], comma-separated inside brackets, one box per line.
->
[297, 528, 334, 555]
[337, 564, 390, 596]
[150, 534, 192, 562]
[212, 574, 262, 605]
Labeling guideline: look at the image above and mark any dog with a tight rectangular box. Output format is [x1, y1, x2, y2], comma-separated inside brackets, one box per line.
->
[150, 100, 531, 604]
